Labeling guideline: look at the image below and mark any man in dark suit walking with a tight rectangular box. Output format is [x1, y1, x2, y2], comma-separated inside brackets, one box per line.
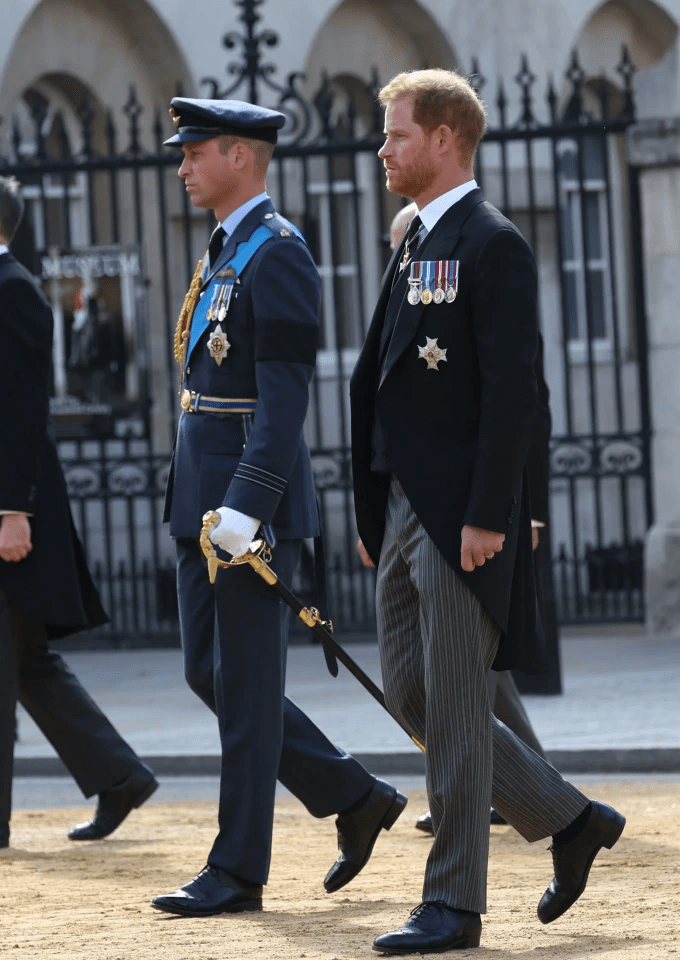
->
[0, 176, 158, 850]
[151, 99, 406, 918]
[350, 71, 625, 953]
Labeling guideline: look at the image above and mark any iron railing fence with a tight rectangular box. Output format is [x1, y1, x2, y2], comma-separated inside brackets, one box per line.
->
[0, 18, 650, 642]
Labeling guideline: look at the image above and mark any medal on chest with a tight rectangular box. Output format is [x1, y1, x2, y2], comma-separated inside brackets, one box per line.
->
[445, 260, 459, 303]
[407, 260, 422, 305]
[417, 336, 447, 371]
[420, 261, 434, 304]
[207, 323, 230, 365]
[407, 260, 460, 307]
[205, 268, 235, 365]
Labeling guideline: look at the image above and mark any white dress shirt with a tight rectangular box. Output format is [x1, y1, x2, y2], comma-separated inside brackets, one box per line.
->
[416, 179, 478, 240]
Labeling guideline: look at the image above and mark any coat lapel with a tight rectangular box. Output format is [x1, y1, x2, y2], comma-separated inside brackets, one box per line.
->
[380, 189, 485, 386]
[351, 232, 409, 392]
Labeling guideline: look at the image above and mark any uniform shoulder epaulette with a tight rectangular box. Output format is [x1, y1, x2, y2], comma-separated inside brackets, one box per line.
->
[261, 211, 306, 244]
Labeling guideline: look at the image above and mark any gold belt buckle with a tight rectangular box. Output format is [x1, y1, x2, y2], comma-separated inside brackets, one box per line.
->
[180, 389, 195, 412]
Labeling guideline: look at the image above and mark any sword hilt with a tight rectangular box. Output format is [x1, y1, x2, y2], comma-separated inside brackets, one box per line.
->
[199, 510, 271, 584]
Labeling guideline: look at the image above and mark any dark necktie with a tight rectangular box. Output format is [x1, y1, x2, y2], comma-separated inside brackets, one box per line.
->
[392, 215, 424, 289]
[208, 225, 226, 269]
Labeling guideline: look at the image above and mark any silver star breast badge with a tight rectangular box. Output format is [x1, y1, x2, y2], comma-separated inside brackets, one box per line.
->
[207, 323, 230, 366]
[417, 337, 447, 371]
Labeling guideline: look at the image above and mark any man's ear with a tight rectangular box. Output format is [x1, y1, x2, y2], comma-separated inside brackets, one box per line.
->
[231, 142, 250, 170]
[436, 123, 455, 153]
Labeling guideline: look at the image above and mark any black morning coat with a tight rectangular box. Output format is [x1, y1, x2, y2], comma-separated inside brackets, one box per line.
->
[163, 198, 320, 540]
[0, 252, 108, 638]
[350, 188, 540, 671]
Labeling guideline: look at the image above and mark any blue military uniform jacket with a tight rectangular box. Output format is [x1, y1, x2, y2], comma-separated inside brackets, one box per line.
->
[164, 198, 320, 541]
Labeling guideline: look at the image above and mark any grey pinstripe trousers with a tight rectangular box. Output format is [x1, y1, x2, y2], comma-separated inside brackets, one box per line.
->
[376, 478, 588, 913]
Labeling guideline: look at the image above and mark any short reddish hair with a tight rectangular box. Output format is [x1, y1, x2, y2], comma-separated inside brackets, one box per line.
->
[379, 69, 486, 166]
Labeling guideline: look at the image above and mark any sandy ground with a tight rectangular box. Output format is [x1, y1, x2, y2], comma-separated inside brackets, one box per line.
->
[1, 782, 679, 959]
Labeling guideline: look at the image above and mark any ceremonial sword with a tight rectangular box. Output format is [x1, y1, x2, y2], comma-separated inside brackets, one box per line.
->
[200, 510, 425, 753]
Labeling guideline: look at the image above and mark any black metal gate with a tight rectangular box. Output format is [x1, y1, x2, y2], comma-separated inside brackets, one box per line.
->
[0, 0, 651, 643]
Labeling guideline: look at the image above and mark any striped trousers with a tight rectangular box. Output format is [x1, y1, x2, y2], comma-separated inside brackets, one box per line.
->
[376, 478, 588, 913]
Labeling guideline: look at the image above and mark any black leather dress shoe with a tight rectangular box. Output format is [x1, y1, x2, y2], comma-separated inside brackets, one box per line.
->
[68, 770, 158, 841]
[151, 865, 263, 916]
[537, 800, 626, 924]
[373, 901, 482, 954]
[324, 778, 408, 893]
[415, 808, 507, 835]
[415, 811, 433, 834]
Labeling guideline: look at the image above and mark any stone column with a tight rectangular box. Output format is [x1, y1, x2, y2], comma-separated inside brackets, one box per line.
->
[628, 119, 680, 636]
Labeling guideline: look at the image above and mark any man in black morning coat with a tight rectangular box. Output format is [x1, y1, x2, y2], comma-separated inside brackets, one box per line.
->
[152, 98, 406, 918]
[0, 176, 157, 849]
[350, 71, 626, 954]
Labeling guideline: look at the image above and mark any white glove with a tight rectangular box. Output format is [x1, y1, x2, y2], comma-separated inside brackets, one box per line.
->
[209, 506, 260, 559]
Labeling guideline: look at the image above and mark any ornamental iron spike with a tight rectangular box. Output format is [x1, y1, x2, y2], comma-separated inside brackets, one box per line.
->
[468, 57, 487, 97]
[317, 70, 336, 140]
[546, 75, 558, 125]
[565, 48, 588, 124]
[106, 109, 117, 154]
[201, 0, 314, 143]
[77, 95, 95, 159]
[26, 91, 49, 160]
[496, 78, 507, 129]
[616, 44, 636, 120]
[123, 85, 143, 155]
[514, 54, 537, 129]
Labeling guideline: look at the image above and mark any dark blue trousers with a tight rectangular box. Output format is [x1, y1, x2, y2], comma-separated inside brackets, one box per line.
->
[176, 538, 374, 885]
[0, 590, 149, 844]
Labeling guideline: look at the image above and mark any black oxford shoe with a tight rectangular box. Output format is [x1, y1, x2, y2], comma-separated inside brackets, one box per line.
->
[324, 778, 408, 893]
[68, 770, 158, 841]
[373, 901, 482, 954]
[151, 865, 263, 916]
[415, 811, 433, 834]
[537, 800, 626, 924]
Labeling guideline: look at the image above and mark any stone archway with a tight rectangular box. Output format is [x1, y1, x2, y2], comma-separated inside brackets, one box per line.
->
[0, 0, 193, 151]
[304, 0, 458, 97]
[576, 0, 677, 76]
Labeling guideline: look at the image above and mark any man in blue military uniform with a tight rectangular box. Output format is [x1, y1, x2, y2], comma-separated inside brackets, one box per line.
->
[152, 98, 407, 917]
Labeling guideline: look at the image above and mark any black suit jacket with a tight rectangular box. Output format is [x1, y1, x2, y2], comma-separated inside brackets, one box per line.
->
[0, 252, 108, 638]
[350, 189, 538, 667]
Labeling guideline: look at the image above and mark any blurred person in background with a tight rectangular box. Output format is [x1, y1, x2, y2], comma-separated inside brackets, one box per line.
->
[0, 175, 157, 850]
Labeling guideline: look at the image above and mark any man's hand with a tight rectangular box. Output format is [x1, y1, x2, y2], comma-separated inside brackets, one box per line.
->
[532, 526, 540, 551]
[209, 506, 260, 559]
[460, 524, 505, 573]
[0, 513, 32, 563]
[357, 539, 375, 569]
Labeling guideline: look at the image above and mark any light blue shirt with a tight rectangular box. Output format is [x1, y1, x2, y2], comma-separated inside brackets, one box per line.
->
[218, 191, 269, 243]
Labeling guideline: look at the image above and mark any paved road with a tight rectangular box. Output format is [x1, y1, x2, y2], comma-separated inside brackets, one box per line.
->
[15, 627, 680, 777]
